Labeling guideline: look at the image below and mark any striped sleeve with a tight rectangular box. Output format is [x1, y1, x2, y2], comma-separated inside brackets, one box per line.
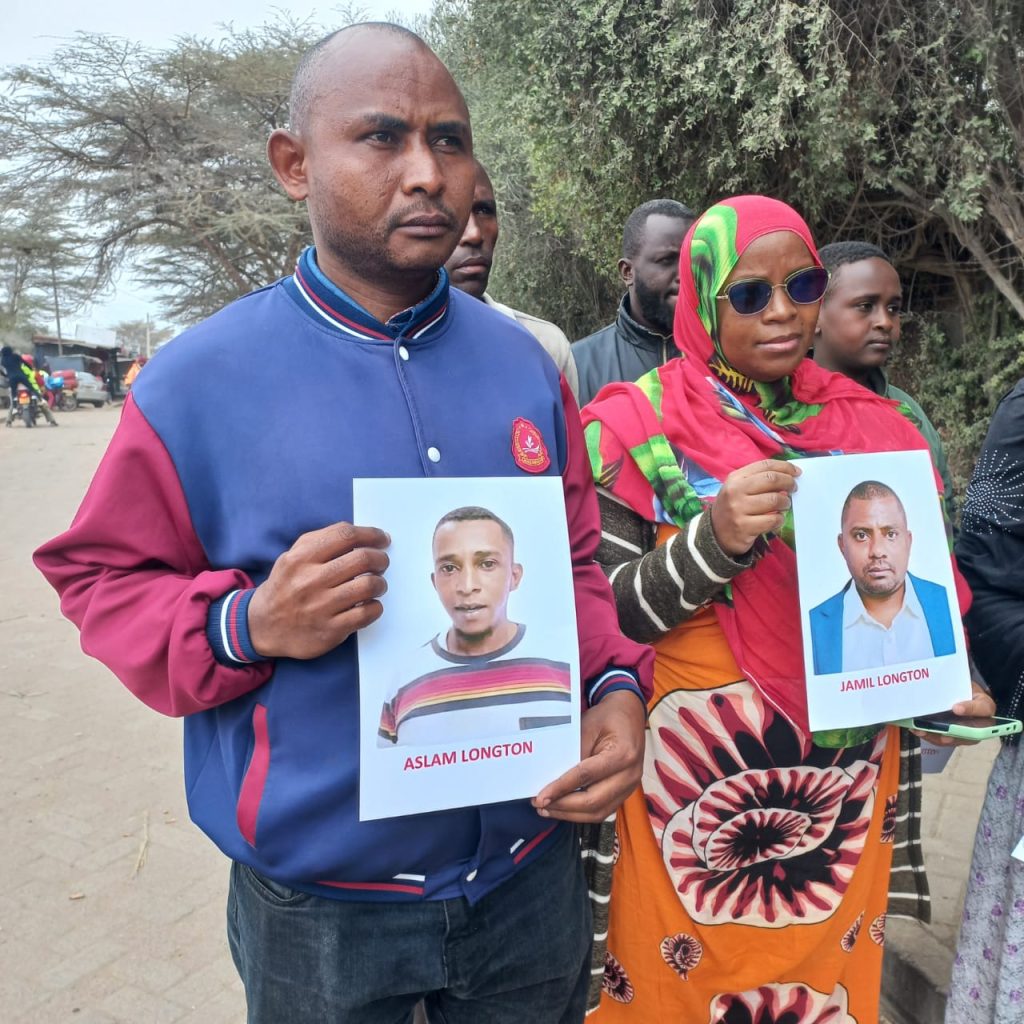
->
[207, 588, 265, 665]
[596, 489, 753, 643]
[586, 668, 644, 708]
[886, 729, 931, 922]
[580, 814, 617, 1012]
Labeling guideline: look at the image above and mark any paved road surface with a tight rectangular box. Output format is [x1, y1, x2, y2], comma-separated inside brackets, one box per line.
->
[0, 406, 245, 1023]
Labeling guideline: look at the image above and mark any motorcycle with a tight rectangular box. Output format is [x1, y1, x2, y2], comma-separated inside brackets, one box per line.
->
[14, 384, 39, 427]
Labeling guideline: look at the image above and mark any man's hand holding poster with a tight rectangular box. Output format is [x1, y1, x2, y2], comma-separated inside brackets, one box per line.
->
[354, 477, 581, 820]
[792, 450, 971, 731]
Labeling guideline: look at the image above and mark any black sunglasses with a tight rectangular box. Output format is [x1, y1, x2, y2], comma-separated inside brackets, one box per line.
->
[716, 266, 829, 316]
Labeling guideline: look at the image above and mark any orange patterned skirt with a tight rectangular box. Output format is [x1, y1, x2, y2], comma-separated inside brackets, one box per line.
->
[591, 606, 899, 1023]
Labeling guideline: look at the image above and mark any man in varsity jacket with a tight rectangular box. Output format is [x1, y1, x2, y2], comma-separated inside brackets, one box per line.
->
[33, 23, 653, 1024]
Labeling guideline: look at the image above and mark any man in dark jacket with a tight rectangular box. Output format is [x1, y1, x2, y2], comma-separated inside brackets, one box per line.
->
[572, 199, 695, 406]
[2, 345, 57, 426]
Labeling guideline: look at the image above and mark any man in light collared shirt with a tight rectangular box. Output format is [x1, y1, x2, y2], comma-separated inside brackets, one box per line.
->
[444, 161, 579, 400]
[809, 480, 956, 674]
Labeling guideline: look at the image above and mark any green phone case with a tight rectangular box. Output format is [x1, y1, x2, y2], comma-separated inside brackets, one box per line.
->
[893, 716, 1022, 740]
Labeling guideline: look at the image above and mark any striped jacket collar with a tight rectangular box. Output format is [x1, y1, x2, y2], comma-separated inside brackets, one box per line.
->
[287, 246, 450, 342]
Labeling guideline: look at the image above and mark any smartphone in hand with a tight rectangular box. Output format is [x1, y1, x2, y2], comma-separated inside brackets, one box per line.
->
[894, 711, 1022, 741]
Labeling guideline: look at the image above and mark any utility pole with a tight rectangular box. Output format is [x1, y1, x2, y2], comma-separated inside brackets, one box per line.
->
[145, 314, 151, 358]
[50, 262, 63, 355]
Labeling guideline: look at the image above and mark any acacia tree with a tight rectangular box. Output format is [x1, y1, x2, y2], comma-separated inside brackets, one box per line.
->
[0, 17, 326, 324]
[830, 1, 1024, 320]
[433, 0, 1024, 325]
[0, 199, 95, 333]
[112, 319, 174, 356]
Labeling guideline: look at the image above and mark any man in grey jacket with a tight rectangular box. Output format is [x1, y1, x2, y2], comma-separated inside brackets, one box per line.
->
[572, 199, 695, 406]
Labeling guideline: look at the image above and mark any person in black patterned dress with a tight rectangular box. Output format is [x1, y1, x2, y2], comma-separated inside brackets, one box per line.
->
[947, 380, 1024, 1023]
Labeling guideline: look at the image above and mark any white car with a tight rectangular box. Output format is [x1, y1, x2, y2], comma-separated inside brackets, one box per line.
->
[72, 370, 110, 408]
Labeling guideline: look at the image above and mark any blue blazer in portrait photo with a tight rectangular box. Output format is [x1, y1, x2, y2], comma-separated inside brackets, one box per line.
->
[809, 573, 956, 675]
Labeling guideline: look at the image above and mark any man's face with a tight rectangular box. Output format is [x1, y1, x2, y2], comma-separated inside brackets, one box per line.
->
[280, 34, 476, 288]
[621, 213, 689, 335]
[432, 519, 522, 643]
[838, 495, 912, 598]
[815, 258, 902, 375]
[444, 168, 498, 298]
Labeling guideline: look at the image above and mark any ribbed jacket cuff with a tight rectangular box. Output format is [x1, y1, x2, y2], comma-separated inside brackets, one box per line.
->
[206, 589, 267, 666]
[586, 668, 646, 710]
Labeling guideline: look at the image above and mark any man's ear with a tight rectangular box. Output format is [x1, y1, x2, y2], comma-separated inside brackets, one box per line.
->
[430, 571, 437, 592]
[267, 129, 310, 201]
[510, 562, 523, 591]
[618, 258, 633, 288]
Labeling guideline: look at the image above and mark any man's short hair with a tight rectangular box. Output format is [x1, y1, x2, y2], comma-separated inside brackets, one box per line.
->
[433, 506, 515, 548]
[819, 241, 893, 294]
[288, 23, 429, 134]
[840, 480, 906, 526]
[621, 199, 696, 260]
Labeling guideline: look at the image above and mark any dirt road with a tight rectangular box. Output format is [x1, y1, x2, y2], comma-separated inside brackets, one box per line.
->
[0, 405, 245, 1023]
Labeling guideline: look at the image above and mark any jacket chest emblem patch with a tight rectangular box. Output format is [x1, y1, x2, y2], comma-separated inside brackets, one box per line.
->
[511, 417, 550, 473]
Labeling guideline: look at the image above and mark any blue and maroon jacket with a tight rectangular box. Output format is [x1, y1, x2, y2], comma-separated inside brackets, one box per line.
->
[34, 248, 653, 903]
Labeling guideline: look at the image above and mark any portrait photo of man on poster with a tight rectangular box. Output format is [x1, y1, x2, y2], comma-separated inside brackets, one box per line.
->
[377, 505, 572, 748]
[809, 479, 956, 675]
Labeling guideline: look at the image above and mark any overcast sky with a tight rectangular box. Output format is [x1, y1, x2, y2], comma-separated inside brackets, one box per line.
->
[6, 0, 436, 334]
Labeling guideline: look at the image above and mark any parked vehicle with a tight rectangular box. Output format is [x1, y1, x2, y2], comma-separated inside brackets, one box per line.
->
[50, 369, 109, 408]
[48, 354, 120, 399]
[76, 370, 110, 407]
[48, 354, 108, 378]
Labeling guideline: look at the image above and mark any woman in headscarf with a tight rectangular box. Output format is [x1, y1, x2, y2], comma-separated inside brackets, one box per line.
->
[581, 195, 992, 1022]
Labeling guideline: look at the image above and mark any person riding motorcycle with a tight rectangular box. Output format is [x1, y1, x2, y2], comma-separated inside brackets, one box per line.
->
[2, 347, 58, 427]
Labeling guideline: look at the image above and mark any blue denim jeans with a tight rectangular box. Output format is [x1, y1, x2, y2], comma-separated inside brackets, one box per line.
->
[227, 825, 591, 1023]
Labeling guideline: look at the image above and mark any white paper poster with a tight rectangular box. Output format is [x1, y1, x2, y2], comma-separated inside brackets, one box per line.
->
[353, 476, 581, 820]
[791, 450, 971, 731]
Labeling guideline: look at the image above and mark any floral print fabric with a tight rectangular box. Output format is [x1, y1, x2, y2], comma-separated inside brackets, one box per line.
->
[646, 682, 883, 929]
[947, 742, 1024, 1023]
[709, 982, 857, 1024]
[590, 608, 897, 1023]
